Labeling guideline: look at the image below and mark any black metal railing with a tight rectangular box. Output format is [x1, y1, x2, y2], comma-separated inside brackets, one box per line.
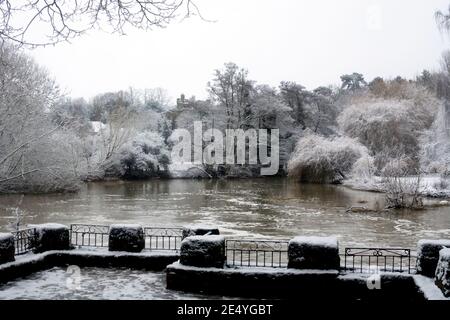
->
[66, 225, 416, 274]
[225, 239, 289, 268]
[70, 224, 183, 251]
[12, 228, 37, 255]
[70, 224, 109, 247]
[341, 247, 415, 274]
[144, 227, 183, 251]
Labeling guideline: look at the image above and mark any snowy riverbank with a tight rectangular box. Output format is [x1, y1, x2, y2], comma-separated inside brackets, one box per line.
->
[343, 174, 450, 199]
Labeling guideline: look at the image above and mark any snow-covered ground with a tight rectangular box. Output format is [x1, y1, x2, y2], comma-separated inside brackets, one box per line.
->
[0, 267, 235, 300]
[414, 275, 449, 300]
[344, 174, 450, 199]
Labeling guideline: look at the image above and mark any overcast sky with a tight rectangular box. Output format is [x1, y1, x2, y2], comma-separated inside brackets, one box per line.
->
[31, 0, 450, 103]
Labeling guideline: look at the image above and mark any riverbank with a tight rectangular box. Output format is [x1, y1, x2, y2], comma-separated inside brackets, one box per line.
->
[343, 174, 450, 200]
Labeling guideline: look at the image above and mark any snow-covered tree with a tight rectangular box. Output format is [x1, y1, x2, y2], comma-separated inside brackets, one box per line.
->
[350, 154, 376, 181]
[304, 86, 338, 135]
[51, 97, 91, 134]
[249, 85, 293, 131]
[340, 73, 367, 91]
[279, 81, 310, 129]
[117, 131, 170, 179]
[89, 91, 134, 122]
[337, 86, 440, 172]
[142, 87, 171, 113]
[420, 101, 450, 174]
[208, 62, 255, 129]
[86, 107, 137, 179]
[0, 43, 80, 193]
[287, 131, 370, 183]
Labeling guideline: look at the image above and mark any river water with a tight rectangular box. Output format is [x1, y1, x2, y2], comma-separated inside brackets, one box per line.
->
[0, 178, 449, 248]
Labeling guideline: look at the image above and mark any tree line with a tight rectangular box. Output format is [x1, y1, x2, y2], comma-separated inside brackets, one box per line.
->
[1, 41, 450, 194]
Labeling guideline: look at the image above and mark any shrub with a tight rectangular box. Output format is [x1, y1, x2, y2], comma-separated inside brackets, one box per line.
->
[117, 131, 170, 179]
[381, 157, 423, 209]
[287, 131, 370, 183]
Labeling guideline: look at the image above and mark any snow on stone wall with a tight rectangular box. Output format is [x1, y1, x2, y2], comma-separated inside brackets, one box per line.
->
[180, 235, 225, 268]
[108, 224, 145, 253]
[435, 248, 450, 297]
[417, 239, 450, 277]
[288, 236, 340, 270]
[0, 233, 14, 264]
[31, 223, 70, 253]
[181, 226, 220, 239]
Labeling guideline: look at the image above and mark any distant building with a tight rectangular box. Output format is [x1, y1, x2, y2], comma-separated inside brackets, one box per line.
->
[167, 94, 198, 130]
[176, 94, 191, 109]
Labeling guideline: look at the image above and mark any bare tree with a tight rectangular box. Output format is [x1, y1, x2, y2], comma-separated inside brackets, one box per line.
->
[7, 194, 25, 231]
[382, 158, 424, 209]
[383, 175, 423, 209]
[0, 0, 201, 47]
[208, 62, 254, 129]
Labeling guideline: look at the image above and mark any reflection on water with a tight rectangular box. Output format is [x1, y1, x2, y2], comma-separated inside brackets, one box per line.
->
[0, 178, 449, 247]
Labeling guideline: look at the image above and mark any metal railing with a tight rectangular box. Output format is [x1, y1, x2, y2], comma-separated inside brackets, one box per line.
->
[144, 227, 183, 251]
[70, 224, 110, 247]
[225, 239, 289, 268]
[69, 224, 183, 251]
[12, 228, 37, 255]
[341, 247, 415, 274]
[66, 225, 417, 274]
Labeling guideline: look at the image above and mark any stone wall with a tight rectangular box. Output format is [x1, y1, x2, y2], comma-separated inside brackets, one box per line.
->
[435, 248, 450, 297]
[166, 262, 425, 301]
[180, 235, 225, 268]
[0, 233, 15, 264]
[288, 236, 340, 270]
[416, 239, 450, 277]
[0, 250, 180, 284]
[108, 224, 145, 253]
[32, 223, 71, 253]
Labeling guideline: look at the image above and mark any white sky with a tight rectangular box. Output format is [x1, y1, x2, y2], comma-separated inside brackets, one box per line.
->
[30, 0, 450, 103]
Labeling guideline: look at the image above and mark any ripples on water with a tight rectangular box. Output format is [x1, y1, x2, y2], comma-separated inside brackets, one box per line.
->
[0, 178, 449, 247]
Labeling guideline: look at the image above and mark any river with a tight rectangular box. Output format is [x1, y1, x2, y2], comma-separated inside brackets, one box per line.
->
[0, 178, 449, 248]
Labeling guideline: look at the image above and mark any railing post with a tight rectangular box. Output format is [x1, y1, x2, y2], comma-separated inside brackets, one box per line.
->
[407, 249, 411, 274]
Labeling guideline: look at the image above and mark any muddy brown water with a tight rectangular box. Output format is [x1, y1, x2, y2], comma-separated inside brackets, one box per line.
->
[0, 178, 449, 248]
